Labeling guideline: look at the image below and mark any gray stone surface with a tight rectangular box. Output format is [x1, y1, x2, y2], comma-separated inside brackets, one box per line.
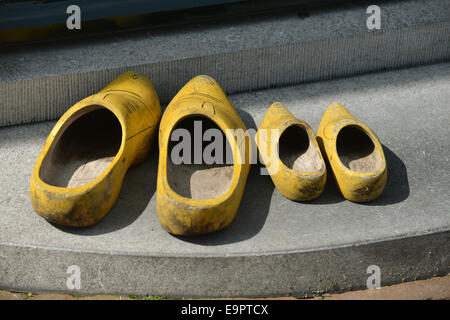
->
[0, 0, 449, 126]
[0, 63, 449, 296]
[2, 0, 449, 80]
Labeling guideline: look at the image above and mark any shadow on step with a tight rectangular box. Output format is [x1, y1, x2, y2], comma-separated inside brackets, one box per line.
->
[309, 144, 409, 206]
[174, 117, 410, 245]
[363, 144, 410, 206]
[175, 163, 275, 245]
[53, 113, 408, 240]
[308, 145, 409, 206]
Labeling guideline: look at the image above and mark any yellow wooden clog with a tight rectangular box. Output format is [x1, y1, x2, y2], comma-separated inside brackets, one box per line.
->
[317, 103, 387, 202]
[156, 75, 252, 235]
[255, 102, 326, 201]
[30, 71, 161, 226]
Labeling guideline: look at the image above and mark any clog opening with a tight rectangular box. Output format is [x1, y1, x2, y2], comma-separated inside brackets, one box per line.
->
[167, 115, 234, 200]
[278, 124, 324, 173]
[39, 106, 122, 188]
[336, 125, 381, 173]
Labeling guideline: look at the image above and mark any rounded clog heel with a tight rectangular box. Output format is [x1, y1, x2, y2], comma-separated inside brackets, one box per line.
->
[30, 71, 161, 226]
[316, 103, 387, 202]
[255, 102, 326, 201]
[156, 75, 252, 235]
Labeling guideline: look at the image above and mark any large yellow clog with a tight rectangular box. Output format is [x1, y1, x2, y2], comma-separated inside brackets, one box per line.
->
[255, 102, 326, 201]
[30, 71, 161, 226]
[156, 75, 252, 235]
[317, 103, 387, 202]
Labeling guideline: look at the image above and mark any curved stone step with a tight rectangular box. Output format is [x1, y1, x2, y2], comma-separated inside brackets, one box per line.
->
[0, 63, 449, 296]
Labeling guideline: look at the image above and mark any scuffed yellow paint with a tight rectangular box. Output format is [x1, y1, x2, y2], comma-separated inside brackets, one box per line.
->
[30, 71, 161, 226]
[316, 103, 387, 202]
[156, 75, 251, 235]
[255, 102, 326, 201]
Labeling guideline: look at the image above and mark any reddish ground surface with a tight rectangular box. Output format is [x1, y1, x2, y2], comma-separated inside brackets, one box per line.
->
[0, 274, 448, 300]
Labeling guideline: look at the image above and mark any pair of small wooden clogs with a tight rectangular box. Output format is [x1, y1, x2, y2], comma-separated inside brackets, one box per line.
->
[256, 102, 387, 203]
[30, 72, 386, 236]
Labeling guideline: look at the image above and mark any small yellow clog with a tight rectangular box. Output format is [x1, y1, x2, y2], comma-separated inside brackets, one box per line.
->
[317, 103, 387, 202]
[30, 71, 161, 226]
[156, 75, 252, 235]
[255, 102, 326, 201]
